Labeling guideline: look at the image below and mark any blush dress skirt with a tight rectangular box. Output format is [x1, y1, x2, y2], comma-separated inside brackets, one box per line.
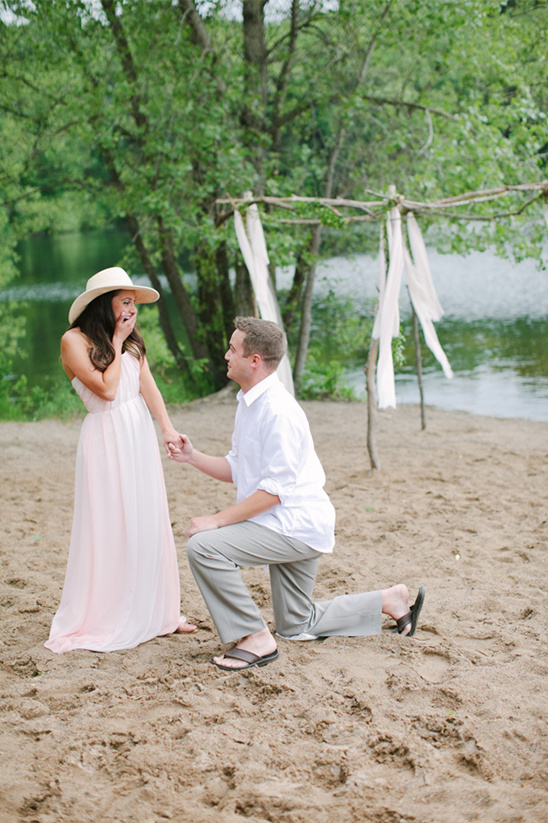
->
[45, 352, 181, 653]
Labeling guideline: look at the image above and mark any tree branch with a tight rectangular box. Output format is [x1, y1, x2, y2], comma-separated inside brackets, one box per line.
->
[216, 182, 548, 225]
[100, 0, 147, 133]
[270, 0, 301, 148]
[177, 0, 213, 53]
[362, 94, 459, 121]
[176, 0, 225, 92]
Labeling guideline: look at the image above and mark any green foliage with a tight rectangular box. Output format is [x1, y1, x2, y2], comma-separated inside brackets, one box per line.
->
[297, 290, 374, 400]
[0, 300, 73, 420]
[0, 300, 83, 419]
[0, 302, 27, 419]
[291, 202, 347, 230]
[3, 0, 546, 252]
[299, 358, 356, 401]
[1, 0, 547, 408]
[309, 290, 374, 356]
[297, 291, 409, 399]
[137, 306, 177, 370]
[392, 330, 407, 371]
[137, 306, 216, 404]
[1, 374, 83, 422]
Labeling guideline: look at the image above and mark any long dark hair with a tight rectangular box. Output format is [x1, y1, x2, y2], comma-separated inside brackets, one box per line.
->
[70, 291, 146, 372]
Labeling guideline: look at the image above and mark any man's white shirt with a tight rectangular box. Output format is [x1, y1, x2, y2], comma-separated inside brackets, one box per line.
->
[226, 372, 336, 553]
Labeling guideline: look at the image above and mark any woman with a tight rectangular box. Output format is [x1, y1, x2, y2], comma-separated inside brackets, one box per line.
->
[45, 266, 196, 653]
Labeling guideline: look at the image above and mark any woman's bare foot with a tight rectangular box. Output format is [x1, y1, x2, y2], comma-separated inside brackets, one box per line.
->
[212, 627, 277, 669]
[175, 616, 198, 633]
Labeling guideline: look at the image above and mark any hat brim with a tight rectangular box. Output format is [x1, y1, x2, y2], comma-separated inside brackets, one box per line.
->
[69, 284, 159, 324]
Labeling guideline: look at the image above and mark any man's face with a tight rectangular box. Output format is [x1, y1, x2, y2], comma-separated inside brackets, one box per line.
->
[225, 329, 253, 387]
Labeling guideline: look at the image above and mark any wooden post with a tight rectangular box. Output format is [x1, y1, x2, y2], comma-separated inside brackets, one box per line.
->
[364, 216, 389, 471]
[411, 302, 426, 430]
[365, 337, 381, 470]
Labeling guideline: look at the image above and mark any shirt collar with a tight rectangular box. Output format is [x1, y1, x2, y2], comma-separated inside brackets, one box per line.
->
[238, 370, 280, 407]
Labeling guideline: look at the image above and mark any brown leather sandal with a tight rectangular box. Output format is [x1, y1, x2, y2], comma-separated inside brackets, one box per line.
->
[212, 646, 279, 671]
[395, 586, 425, 636]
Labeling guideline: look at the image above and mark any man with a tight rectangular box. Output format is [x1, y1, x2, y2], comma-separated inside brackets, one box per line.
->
[169, 316, 424, 670]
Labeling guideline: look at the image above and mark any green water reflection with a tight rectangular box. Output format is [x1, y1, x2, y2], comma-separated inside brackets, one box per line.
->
[399, 316, 548, 378]
[4, 229, 132, 386]
[16, 228, 130, 286]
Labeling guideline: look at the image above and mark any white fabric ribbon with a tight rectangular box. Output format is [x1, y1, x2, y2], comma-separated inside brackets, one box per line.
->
[404, 213, 453, 380]
[373, 209, 452, 408]
[234, 206, 295, 395]
[373, 208, 404, 408]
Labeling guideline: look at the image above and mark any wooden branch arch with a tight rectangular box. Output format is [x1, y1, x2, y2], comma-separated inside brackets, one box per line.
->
[216, 182, 548, 469]
[216, 182, 548, 227]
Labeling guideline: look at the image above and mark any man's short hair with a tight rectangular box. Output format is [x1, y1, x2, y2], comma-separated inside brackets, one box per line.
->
[234, 316, 287, 368]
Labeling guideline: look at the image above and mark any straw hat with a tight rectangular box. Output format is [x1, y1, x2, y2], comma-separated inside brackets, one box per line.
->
[68, 267, 159, 324]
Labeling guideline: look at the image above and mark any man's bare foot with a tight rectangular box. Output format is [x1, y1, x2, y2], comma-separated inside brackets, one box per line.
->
[175, 616, 198, 633]
[382, 584, 426, 637]
[212, 627, 277, 669]
[382, 583, 412, 636]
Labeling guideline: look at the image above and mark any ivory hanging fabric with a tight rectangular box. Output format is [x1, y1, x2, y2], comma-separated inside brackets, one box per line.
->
[372, 209, 452, 408]
[372, 208, 404, 408]
[234, 206, 295, 395]
[372, 222, 400, 340]
[404, 213, 453, 380]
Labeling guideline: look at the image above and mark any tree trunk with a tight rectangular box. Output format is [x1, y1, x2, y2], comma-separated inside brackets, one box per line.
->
[234, 258, 257, 317]
[291, 1, 394, 392]
[194, 241, 232, 387]
[101, 0, 213, 378]
[97, 144, 190, 376]
[293, 224, 322, 394]
[156, 217, 212, 366]
[282, 251, 308, 332]
[216, 241, 236, 343]
[241, 0, 268, 193]
[124, 214, 191, 377]
[365, 337, 381, 470]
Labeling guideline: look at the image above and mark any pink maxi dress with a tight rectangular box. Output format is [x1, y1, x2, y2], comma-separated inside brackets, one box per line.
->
[45, 352, 181, 653]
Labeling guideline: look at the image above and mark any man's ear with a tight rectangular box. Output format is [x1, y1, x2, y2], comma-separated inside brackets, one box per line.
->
[250, 353, 261, 367]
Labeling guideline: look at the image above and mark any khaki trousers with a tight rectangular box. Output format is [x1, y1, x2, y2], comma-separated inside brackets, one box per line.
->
[187, 521, 382, 644]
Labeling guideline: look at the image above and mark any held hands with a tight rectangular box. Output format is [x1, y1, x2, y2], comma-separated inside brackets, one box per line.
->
[162, 429, 183, 458]
[167, 433, 194, 463]
[166, 435, 223, 536]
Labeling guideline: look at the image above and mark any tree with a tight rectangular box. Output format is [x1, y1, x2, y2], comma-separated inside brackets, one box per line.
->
[1, 0, 546, 399]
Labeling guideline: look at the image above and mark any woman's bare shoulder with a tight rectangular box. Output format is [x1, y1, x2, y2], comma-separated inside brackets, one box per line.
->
[60, 328, 94, 381]
[61, 327, 91, 349]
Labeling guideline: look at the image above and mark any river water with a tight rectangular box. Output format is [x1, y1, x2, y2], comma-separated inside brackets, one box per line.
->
[302, 247, 548, 421]
[1, 230, 547, 421]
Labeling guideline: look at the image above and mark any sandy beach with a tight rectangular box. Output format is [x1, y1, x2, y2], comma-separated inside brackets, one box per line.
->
[1, 397, 547, 823]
